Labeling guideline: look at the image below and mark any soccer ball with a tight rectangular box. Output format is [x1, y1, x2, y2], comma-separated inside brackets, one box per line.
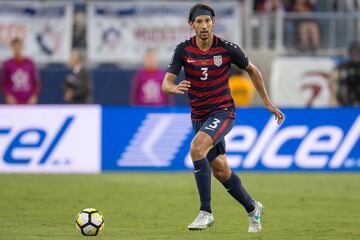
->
[76, 208, 104, 236]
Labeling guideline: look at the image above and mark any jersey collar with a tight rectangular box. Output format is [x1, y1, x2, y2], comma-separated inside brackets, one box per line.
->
[191, 35, 218, 50]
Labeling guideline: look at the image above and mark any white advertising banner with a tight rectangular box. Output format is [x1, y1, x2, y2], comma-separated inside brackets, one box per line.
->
[270, 57, 336, 107]
[0, 106, 101, 173]
[87, 1, 241, 65]
[0, 1, 73, 63]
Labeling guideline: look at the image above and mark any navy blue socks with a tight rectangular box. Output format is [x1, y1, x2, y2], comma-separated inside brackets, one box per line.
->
[193, 158, 212, 213]
[192, 160, 254, 214]
[222, 171, 255, 213]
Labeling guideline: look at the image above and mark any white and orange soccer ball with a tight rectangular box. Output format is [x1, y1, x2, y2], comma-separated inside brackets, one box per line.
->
[76, 208, 105, 236]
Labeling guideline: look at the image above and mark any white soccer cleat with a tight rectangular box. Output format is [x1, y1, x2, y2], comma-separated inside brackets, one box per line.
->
[248, 201, 264, 233]
[188, 210, 214, 231]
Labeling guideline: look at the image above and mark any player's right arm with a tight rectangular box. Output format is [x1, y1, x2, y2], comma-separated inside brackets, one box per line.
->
[162, 42, 191, 95]
[162, 73, 190, 95]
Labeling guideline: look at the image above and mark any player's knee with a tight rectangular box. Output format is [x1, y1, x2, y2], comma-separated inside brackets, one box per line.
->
[190, 142, 207, 160]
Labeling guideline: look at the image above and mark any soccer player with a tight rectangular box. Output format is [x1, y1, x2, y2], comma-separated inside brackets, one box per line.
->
[0, 38, 41, 104]
[162, 3, 285, 232]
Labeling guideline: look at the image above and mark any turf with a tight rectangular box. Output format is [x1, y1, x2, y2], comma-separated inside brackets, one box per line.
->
[0, 173, 359, 240]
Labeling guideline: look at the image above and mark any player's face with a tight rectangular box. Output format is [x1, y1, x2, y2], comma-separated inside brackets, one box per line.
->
[190, 15, 215, 41]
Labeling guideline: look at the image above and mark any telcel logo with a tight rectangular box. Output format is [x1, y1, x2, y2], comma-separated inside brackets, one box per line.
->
[0, 117, 74, 165]
[185, 116, 360, 169]
[225, 116, 360, 169]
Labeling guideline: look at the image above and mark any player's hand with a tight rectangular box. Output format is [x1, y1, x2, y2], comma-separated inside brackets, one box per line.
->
[175, 80, 191, 94]
[266, 104, 285, 125]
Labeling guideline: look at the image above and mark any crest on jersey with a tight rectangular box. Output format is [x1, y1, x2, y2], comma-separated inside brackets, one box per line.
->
[213, 55, 222, 67]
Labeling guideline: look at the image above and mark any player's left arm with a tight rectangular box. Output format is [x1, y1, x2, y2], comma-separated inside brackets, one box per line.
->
[245, 63, 284, 124]
[227, 41, 284, 124]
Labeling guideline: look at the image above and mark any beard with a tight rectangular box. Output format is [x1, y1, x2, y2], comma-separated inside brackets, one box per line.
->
[198, 31, 210, 40]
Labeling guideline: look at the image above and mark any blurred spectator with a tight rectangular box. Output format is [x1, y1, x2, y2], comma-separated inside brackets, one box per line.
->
[0, 38, 40, 104]
[290, 0, 320, 53]
[62, 49, 93, 103]
[328, 0, 360, 11]
[254, 0, 285, 12]
[228, 67, 255, 106]
[330, 41, 360, 106]
[254, 0, 266, 11]
[130, 49, 173, 106]
[253, 1, 290, 49]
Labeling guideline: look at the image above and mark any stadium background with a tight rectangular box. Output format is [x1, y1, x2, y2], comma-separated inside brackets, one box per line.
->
[0, 0, 359, 239]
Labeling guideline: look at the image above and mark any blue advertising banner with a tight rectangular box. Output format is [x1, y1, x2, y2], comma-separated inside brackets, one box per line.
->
[102, 107, 360, 172]
[0, 106, 101, 173]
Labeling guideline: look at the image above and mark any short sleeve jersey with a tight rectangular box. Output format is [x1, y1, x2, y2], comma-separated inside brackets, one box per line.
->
[167, 35, 249, 121]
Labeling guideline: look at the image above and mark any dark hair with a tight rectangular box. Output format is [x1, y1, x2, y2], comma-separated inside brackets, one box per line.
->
[188, 3, 215, 23]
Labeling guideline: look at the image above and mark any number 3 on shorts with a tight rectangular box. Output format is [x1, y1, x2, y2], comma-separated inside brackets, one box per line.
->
[205, 118, 221, 131]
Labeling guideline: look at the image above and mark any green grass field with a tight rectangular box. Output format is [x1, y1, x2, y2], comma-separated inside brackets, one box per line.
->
[0, 173, 359, 240]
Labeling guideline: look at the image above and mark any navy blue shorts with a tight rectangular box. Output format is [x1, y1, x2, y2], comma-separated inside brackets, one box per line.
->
[192, 111, 234, 162]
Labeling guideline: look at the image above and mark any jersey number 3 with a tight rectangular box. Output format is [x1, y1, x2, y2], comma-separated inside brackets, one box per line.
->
[200, 67, 208, 80]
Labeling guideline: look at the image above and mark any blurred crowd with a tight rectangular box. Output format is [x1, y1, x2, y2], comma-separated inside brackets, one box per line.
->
[252, 0, 360, 53]
[253, 0, 360, 12]
[330, 42, 360, 106]
[0, 0, 359, 107]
